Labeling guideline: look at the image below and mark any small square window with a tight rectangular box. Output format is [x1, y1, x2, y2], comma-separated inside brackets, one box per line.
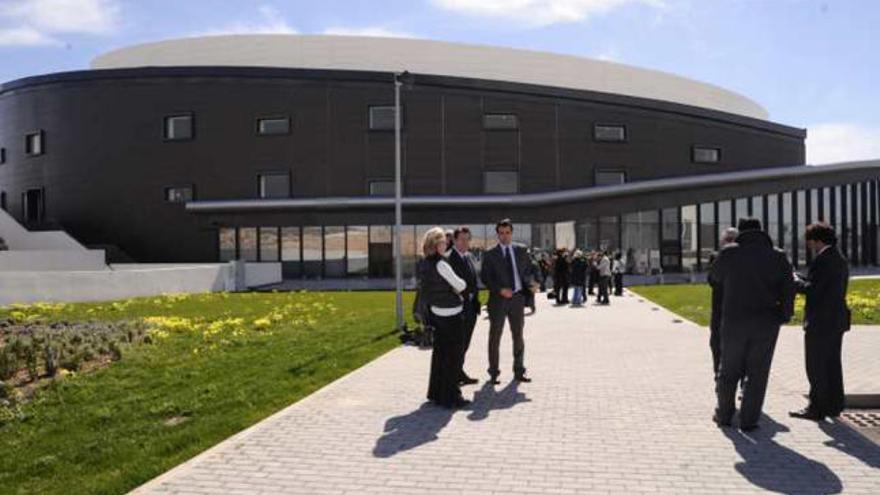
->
[484, 171, 518, 194]
[594, 124, 626, 142]
[369, 106, 400, 130]
[483, 114, 519, 130]
[369, 180, 396, 196]
[257, 117, 291, 135]
[25, 131, 44, 155]
[165, 186, 193, 203]
[693, 146, 721, 163]
[259, 173, 290, 198]
[595, 170, 626, 186]
[165, 114, 193, 140]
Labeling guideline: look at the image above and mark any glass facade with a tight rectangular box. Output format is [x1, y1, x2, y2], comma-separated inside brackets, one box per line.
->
[215, 181, 879, 277]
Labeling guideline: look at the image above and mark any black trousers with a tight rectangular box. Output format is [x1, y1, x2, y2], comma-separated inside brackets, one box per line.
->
[613, 273, 624, 296]
[597, 276, 611, 304]
[709, 326, 721, 376]
[487, 293, 526, 378]
[458, 302, 478, 380]
[426, 311, 464, 407]
[805, 331, 845, 416]
[715, 325, 780, 427]
[556, 282, 569, 303]
[588, 271, 598, 294]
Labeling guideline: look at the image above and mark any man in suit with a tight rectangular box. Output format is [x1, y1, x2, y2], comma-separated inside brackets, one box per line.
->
[790, 222, 850, 421]
[708, 227, 739, 376]
[447, 226, 481, 386]
[480, 218, 536, 384]
[710, 218, 795, 432]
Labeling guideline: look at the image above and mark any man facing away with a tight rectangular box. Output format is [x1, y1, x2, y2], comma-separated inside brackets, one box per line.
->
[480, 219, 536, 384]
[790, 222, 850, 421]
[708, 227, 739, 376]
[710, 218, 795, 431]
[446, 226, 481, 386]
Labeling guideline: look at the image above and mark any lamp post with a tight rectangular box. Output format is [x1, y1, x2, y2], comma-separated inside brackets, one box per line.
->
[393, 71, 410, 331]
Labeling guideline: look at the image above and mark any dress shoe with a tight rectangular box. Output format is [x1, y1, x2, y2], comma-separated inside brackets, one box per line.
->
[488, 375, 501, 385]
[789, 408, 825, 421]
[453, 398, 472, 409]
[712, 412, 732, 427]
[459, 376, 479, 385]
[515, 375, 532, 383]
[740, 423, 759, 432]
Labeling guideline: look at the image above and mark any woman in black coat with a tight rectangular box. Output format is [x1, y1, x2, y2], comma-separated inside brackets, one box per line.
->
[419, 226, 470, 409]
[553, 249, 571, 304]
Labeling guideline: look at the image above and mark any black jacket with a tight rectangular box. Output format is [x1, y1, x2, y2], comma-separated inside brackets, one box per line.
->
[417, 253, 463, 310]
[480, 243, 534, 304]
[795, 245, 850, 335]
[709, 230, 795, 333]
[447, 248, 481, 310]
[554, 256, 570, 285]
[570, 258, 587, 285]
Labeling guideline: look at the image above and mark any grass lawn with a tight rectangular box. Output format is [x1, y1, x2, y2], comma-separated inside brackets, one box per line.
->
[0, 291, 415, 495]
[629, 278, 880, 326]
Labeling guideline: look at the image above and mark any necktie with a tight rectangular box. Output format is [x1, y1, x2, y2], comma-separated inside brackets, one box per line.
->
[505, 246, 516, 289]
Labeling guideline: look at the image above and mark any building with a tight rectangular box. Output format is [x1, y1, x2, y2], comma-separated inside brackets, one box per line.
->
[0, 35, 877, 281]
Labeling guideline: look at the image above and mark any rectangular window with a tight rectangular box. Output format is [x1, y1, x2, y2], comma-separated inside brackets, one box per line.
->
[346, 226, 369, 276]
[484, 171, 518, 194]
[303, 226, 323, 278]
[595, 170, 626, 186]
[257, 117, 290, 135]
[281, 227, 302, 278]
[259, 227, 279, 262]
[258, 173, 290, 198]
[698, 202, 716, 266]
[369, 180, 395, 196]
[369, 105, 398, 130]
[164, 186, 193, 203]
[483, 114, 519, 130]
[164, 114, 193, 140]
[682, 205, 698, 271]
[768, 194, 780, 248]
[324, 226, 346, 277]
[239, 227, 258, 261]
[693, 146, 721, 163]
[219, 228, 236, 261]
[25, 131, 44, 155]
[593, 124, 626, 142]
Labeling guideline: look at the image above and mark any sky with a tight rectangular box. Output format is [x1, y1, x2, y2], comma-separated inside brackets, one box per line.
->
[0, 0, 878, 164]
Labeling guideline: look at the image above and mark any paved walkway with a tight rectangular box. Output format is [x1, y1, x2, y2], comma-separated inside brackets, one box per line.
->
[134, 291, 880, 495]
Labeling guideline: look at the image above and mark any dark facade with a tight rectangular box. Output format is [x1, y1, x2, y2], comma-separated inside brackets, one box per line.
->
[2, 66, 876, 279]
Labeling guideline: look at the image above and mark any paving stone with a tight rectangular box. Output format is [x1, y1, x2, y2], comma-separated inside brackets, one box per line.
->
[132, 291, 880, 494]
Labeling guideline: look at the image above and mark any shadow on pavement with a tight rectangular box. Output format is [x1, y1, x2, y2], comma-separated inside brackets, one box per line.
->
[721, 414, 842, 495]
[467, 380, 531, 422]
[819, 419, 880, 469]
[372, 402, 454, 458]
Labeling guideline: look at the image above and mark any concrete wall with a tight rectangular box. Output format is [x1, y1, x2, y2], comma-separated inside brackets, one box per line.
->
[0, 262, 281, 305]
[0, 250, 108, 271]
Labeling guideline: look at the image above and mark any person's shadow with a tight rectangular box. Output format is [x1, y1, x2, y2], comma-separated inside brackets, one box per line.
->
[818, 419, 880, 469]
[372, 402, 454, 458]
[467, 380, 531, 421]
[721, 414, 842, 494]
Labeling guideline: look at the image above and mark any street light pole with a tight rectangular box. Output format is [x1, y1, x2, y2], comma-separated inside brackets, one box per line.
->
[393, 72, 404, 331]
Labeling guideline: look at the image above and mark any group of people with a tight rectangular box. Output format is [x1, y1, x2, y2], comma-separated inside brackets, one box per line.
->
[415, 219, 537, 409]
[542, 248, 624, 306]
[708, 218, 850, 431]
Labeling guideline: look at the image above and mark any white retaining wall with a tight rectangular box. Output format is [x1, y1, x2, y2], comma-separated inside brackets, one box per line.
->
[0, 262, 282, 305]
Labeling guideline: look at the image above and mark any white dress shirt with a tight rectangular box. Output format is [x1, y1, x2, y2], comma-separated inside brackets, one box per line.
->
[501, 243, 522, 292]
[431, 259, 466, 316]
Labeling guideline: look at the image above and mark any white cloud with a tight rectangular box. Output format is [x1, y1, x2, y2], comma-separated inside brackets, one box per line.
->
[0, 26, 60, 46]
[431, 0, 663, 27]
[806, 123, 880, 165]
[195, 5, 297, 36]
[322, 26, 415, 38]
[0, 0, 119, 46]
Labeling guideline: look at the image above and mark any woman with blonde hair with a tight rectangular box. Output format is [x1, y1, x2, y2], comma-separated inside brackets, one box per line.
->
[418, 226, 470, 408]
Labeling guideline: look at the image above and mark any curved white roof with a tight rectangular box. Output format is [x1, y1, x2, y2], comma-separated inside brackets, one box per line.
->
[92, 35, 768, 120]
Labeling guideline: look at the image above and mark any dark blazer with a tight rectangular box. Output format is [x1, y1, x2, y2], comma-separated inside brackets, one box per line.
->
[795, 245, 850, 335]
[447, 248, 481, 310]
[480, 243, 534, 304]
[709, 230, 796, 332]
